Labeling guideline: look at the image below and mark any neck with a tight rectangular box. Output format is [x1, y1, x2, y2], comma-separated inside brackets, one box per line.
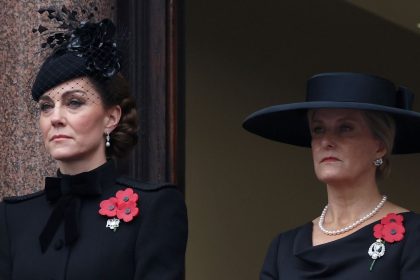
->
[323, 177, 382, 227]
[57, 157, 107, 175]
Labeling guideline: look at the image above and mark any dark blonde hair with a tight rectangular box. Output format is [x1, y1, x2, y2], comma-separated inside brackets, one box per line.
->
[90, 74, 138, 158]
[362, 110, 396, 180]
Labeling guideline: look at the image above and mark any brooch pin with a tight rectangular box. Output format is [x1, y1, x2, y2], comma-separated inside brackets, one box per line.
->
[368, 213, 405, 271]
[99, 188, 139, 231]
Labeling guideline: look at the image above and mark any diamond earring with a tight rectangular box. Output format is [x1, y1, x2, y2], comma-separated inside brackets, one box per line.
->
[373, 158, 383, 167]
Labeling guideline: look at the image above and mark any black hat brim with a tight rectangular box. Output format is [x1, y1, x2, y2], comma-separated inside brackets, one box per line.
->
[243, 101, 420, 154]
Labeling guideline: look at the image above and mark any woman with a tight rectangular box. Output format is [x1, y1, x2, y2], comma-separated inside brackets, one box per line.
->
[0, 9, 187, 280]
[243, 72, 420, 279]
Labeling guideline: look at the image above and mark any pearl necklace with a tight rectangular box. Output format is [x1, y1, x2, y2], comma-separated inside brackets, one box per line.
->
[318, 195, 387, 236]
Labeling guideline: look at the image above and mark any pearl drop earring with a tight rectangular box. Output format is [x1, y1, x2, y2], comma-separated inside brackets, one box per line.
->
[105, 132, 111, 148]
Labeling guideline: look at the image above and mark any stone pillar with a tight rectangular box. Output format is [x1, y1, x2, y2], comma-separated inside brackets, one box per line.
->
[0, 0, 116, 198]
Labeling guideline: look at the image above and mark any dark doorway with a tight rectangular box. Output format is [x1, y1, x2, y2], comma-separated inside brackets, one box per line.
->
[116, 0, 185, 193]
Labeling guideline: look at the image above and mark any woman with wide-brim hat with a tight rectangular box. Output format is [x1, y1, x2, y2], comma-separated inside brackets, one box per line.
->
[243, 72, 420, 279]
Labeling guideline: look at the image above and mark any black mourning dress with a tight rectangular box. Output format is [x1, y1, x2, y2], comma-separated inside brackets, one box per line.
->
[261, 212, 420, 280]
[0, 161, 188, 280]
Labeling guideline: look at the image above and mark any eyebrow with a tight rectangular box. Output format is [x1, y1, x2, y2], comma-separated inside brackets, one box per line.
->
[39, 89, 87, 101]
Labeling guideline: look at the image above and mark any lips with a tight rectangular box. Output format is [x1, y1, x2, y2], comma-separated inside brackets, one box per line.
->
[320, 156, 339, 163]
[50, 134, 72, 141]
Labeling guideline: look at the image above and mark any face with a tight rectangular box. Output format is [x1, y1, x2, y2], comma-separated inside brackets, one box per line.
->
[38, 77, 120, 167]
[309, 109, 385, 186]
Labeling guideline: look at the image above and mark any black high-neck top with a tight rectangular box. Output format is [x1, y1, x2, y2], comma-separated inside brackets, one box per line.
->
[261, 212, 420, 280]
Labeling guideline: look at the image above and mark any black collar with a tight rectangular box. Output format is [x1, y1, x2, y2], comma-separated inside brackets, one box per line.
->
[39, 160, 117, 253]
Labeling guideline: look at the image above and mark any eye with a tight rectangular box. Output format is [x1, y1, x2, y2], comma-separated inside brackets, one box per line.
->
[311, 126, 325, 135]
[67, 98, 84, 109]
[39, 102, 54, 113]
[339, 124, 353, 133]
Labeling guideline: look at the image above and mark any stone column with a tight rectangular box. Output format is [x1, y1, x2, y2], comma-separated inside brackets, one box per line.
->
[0, 0, 116, 198]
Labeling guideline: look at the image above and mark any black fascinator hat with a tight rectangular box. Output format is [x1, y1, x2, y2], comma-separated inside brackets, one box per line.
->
[243, 72, 420, 154]
[31, 5, 121, 101]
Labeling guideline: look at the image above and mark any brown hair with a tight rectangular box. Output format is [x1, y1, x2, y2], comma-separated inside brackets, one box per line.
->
[90, 74, 138, 158]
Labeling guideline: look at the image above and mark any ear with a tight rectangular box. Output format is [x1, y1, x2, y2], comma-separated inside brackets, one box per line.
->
[375, 139, 387, 159]
[104, 105, 122, 132]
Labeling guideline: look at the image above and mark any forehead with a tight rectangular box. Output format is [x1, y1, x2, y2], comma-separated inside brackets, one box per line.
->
[40, 76, 101, 100]
[310, 108, 366, 122]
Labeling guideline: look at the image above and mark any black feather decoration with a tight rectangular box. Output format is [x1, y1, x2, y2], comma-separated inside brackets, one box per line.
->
[33, 3, 121, 79]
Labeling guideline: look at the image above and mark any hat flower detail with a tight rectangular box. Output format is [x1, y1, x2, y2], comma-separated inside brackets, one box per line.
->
[34, 5, 120, 79]
[368, 213, 405, 271]
[67, 19, 121, 78]
[99, 188, 139, 231]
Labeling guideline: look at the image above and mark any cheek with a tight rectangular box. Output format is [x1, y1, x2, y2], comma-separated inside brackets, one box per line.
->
[72, 113, 106, 135]
[352, 141, 377, 162]
[39, 116, 50, 139]
[310, 140, 321, 159]
[311, 142, 323, 175]
[356, 152, 375, 170]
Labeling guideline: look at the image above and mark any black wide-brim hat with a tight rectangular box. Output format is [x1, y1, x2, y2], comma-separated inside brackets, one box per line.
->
[243, 72, 420, 154]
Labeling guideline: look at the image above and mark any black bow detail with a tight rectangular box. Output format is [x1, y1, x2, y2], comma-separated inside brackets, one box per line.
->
[39, 170, 103, 253]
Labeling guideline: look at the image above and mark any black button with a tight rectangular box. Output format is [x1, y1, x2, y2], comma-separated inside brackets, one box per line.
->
[54, 239, 64, 250]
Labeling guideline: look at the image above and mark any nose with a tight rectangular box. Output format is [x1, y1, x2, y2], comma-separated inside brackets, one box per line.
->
[50, 106, 66, 127]
[320, 131, 336, 149]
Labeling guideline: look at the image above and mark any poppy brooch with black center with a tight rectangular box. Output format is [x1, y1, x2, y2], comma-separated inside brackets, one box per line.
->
[99, 188, 139, 231]
[368, 213, 405, 271]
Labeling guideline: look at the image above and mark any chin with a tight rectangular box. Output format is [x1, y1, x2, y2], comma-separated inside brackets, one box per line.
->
[50, 153, 81, 162]
[47, 145, 105, 165]
[47, 147, 81, 161]
[316, 171, 348, 185]
[319, 178, 344, 186]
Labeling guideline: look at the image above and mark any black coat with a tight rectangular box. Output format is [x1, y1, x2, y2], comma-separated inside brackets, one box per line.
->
[0, 161, 188, 280]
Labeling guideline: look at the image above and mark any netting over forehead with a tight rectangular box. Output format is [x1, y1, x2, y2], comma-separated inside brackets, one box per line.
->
[31, 4, 122, 102]
[39, 76, 102, 106]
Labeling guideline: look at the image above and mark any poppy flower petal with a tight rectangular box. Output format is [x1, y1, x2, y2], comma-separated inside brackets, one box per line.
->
[99, 188, 140, 226]
[373, 224, 384, 239]
[382, 223, 405, 243]
[116, 188, 138, 203]
[98, 197, 118, 217]
[381, 213, 404, 225]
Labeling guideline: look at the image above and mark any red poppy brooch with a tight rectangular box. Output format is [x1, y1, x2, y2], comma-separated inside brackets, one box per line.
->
[98, 188, 139, 231]
[368, 213, 405, 271]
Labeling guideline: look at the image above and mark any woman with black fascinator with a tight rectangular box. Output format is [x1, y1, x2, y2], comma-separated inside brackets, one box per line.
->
[0, 6, 187, 280]
[244, 73, 420, 279]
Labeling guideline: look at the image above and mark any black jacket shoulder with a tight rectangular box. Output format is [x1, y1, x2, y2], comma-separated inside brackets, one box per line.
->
[2, 190, 45, 204]
[2, 177, 179, 204]
[116, 177, 177, 192]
